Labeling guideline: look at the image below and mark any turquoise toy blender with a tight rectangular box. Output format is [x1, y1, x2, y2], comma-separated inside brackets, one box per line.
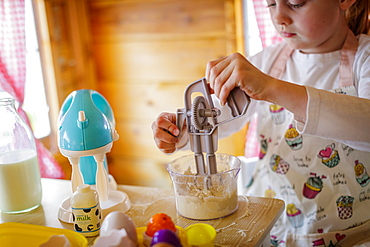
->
[58, 89, 118, 201]
[57, 90, 131, 223]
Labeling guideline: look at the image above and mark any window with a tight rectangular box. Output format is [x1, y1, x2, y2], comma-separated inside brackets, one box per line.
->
[245, 0, 263, 56]
[23, 0, 50, 139]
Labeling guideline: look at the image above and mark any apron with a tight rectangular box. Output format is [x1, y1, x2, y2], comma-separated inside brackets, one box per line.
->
[246, 29, 370, 246]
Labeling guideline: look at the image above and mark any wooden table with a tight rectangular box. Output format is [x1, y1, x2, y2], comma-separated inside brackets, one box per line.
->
[0, 179, 284, 246]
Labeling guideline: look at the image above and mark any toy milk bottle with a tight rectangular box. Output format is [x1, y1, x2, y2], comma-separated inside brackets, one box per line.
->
[71, 184, 102, 237]
[0, 98, 42, 213]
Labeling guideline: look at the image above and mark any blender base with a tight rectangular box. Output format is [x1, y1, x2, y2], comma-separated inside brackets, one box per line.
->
[58, 176, 131, 223]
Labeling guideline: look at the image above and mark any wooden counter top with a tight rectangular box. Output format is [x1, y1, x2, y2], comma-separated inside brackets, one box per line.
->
[0, 179, 284, 246]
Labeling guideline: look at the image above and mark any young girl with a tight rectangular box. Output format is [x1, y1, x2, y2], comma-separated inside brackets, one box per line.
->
[152, 0, 370, 245]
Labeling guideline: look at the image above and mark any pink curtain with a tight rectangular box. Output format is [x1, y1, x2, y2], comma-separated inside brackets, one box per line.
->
[252, 0, 283, 48]
[0, 0, 64, 178]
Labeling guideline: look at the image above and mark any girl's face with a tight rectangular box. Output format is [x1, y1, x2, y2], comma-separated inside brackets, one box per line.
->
[267, 0, 349, 53]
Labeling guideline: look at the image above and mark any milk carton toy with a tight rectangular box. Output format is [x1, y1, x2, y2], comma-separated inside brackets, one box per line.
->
[71, 184, 102, 237]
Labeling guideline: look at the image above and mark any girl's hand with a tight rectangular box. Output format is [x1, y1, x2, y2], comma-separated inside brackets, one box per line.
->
[151, 112, 184, 153]
[206, 52, 308, 120]
[205, 52, 276, 105]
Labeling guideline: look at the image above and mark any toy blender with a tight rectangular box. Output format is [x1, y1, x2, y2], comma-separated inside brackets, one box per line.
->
[167, 78, 250, 220]
[57, 89, 131, 223]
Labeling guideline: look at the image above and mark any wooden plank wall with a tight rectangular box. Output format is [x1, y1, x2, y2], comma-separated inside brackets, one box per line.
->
[37, 0, 99, 180]
[41, 0, 246, 187]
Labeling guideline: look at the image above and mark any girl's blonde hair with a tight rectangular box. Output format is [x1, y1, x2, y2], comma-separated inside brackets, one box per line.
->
[346, 0, 370, 35]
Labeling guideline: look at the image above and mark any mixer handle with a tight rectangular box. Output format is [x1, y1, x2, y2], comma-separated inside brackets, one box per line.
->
[217, 86, 251, 126]
[176, 108, 186, 136]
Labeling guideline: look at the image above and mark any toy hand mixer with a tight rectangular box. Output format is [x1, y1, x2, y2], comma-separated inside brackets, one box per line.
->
[57, 89, 119, 201]
[176, 78, 250, 175]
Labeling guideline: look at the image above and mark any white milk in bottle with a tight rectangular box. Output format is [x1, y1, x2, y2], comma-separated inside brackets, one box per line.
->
[0, 97, 42, 213]
[0, 149, 42, 213]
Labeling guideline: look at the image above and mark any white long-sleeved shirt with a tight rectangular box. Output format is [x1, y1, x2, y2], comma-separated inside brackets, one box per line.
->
[252, 34, 370, 150]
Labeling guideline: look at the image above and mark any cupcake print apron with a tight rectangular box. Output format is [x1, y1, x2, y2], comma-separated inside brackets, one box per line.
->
[246, 29, 370, 246]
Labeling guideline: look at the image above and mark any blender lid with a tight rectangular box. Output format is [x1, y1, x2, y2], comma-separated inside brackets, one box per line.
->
[58, 89, 115, 151]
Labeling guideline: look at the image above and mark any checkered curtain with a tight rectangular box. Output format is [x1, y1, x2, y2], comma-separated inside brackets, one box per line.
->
[0, 0, 64, 178]
[244, 0, 283, 158]
[252, 0, 283, 48]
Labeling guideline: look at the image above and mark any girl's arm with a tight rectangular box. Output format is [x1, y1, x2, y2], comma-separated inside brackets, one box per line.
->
[206, 52, 370, 151]
[206, 53, 308, 121]
[297, 86, 370, 151]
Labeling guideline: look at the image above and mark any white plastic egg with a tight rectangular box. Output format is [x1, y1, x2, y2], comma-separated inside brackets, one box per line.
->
[100, 211, 138, 244]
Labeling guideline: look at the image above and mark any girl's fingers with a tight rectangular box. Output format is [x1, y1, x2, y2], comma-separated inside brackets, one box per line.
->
[156, 138, 177, 153]
[214, 62, 235, 105]
[207, 56, 236, 105]
[155, 113, 178, 136]
[151, 113, 179, 146]
[209, 58, 229, 90]
[206, 56, 228, 86]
